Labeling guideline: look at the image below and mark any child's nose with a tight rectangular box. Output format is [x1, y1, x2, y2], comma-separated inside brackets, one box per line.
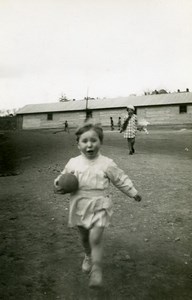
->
[87, 141, 92, 147]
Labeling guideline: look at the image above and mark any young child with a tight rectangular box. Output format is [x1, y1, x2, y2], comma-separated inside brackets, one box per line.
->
[54, 122, 142, 288]
[117, 116, 122, 131]
[110, 116, 114, 131]
[64, 120, 69, 133]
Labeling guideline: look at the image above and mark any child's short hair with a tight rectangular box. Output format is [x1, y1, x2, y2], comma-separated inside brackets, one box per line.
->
[75, 122, 104, 143]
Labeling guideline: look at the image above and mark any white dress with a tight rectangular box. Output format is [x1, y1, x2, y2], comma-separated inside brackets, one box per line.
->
[55, 153, 138, 229]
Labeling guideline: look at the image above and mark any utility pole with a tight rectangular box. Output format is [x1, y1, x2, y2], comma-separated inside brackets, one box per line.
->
[85, 86, 89, 121]
[86, 86, 89, 110]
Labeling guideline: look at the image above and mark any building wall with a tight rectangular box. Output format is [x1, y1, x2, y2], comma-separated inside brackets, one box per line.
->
[91, 105, 192, 126]
[22, 109, 125, 129]
[90, 108, 125, 126]
[21, 104, 192, 129]
[137, 105, 192, 125]
[22, 111, 85, 129]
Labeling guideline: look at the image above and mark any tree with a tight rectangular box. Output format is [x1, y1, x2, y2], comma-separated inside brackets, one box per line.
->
[59, 93, 70, 102]
[0, 109, 17, 116]
[151, 90, 159, 95]
[144, 89, 168, 95]
[158, 89, 168, 94]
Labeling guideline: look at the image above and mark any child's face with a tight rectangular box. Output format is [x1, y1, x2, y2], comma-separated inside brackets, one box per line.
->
[78, 129, 101, 159]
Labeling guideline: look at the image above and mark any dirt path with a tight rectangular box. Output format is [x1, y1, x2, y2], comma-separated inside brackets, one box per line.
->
[0, 129, 192, 299]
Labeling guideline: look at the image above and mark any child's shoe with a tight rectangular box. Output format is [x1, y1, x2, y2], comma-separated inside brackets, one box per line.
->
[89, 264, 103, 288]
[82, 254, 92, 273]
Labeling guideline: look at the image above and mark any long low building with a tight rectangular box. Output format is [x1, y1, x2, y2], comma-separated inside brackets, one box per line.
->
[16, 92, 192, 129]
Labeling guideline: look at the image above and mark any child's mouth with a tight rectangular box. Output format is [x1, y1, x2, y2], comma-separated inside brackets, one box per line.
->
[86, 150, 94, 156]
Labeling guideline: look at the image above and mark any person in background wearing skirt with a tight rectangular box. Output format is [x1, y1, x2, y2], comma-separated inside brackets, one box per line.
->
[120, 105, 138, 155]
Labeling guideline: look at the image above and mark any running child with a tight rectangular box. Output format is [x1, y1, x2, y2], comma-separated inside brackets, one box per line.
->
[54, 122, 142, 288]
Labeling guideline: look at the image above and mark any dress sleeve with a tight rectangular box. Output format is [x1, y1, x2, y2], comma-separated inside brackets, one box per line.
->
[106, 160, 138, 198]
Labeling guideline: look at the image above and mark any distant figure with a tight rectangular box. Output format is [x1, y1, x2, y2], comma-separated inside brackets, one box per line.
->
[120, 105, 138, 155]
[117, 117, 121, 131]
[110, 117, 114, 131]
[64, 121, 69, 133]
[137, 120, 150, 134]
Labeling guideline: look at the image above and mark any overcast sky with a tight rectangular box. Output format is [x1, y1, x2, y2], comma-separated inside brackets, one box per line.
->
[0, 0, 192, 110]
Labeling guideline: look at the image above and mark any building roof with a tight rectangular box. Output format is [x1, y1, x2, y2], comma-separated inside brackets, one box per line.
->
[16, 92, 192, 115]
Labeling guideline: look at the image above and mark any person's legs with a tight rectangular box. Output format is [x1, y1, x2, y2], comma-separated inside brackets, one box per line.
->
[89, 226, 104, 287]
[89, 226, 104, 266]
[131, 137, 135, 153]
[127, 138, 133, 154]
[78, 226, 91, 255]
[78, 226, 92, 273]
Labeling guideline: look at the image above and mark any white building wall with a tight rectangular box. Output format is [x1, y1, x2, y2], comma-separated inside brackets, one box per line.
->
[22, 104, 192, 129]
[137, 105, 192, 125]
[22, 111, 86, 129]
[91, 108, 125, 127]
[23, 114, 42, 129]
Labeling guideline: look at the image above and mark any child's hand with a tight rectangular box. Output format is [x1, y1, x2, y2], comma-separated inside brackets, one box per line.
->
[53, 177, 64, 193]
[134, 194, 142, 202]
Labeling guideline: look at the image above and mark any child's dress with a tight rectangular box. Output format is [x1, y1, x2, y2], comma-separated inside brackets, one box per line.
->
[55, 153, 138, 229]
[123, 114, 138, 138]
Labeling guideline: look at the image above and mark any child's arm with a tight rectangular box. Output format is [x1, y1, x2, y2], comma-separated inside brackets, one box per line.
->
[54, 172, 66, 193]
[54, 160, 73, 191]
[106, 160, 142, 201]
[54, 168, 66, 188]
[120, 116, 129, 133]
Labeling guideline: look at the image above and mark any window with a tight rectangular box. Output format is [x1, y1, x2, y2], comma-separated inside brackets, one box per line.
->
[179, 105, 187, 114]
[47, 113, 53, 120]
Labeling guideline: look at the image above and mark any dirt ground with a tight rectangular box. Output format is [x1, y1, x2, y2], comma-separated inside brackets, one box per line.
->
[0, 127, 192, 300]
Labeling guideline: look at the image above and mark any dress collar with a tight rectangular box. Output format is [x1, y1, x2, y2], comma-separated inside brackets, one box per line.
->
[81, 151, 101, 162]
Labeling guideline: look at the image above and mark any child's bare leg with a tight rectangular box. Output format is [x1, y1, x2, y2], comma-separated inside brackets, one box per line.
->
[78, 226, 91, 255]
[131, 138, 135, 153]
[89, 226, 104, 266]
[78, 226, 92, 273]
[127, 138, 133, 154]
[89, 226, 104, 287]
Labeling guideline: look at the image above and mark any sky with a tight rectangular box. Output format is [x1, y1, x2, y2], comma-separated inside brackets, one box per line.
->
[0, 0, 192, 110]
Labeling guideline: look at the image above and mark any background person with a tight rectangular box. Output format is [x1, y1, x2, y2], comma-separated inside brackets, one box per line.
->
[64, 120, 69, 133]
[120, 105, 138, 155]
[117, 117, 121, 131]
[110, 116, 114, 131]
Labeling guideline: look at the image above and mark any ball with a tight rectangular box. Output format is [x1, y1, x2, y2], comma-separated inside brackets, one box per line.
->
[56, 173, 79, 194]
